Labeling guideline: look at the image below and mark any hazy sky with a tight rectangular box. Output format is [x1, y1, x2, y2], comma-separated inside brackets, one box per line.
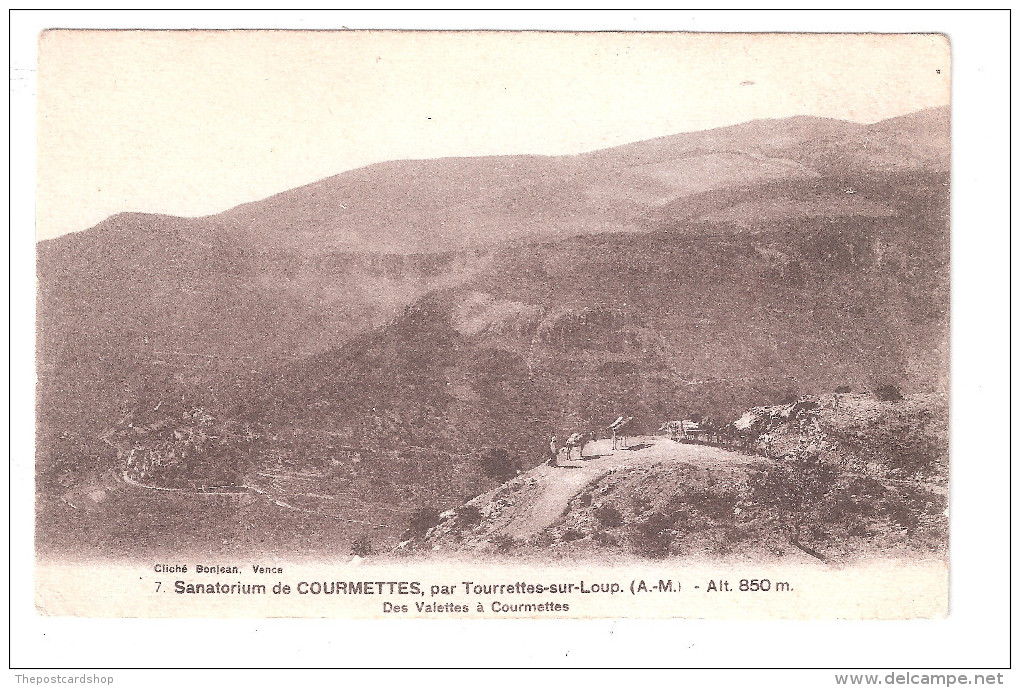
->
[36, 31, 949, 240]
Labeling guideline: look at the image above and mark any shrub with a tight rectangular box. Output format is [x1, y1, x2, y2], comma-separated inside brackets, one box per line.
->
[350, 534, 373, 557]
[595, 504, 624, 527]
[684, 488, 738, 521]
[778, 389, 800, 405]
[406, 506, 441, 538]
[561, 529, 584, 542]
[835, 385, 852, 394]
[632, 511, 675, 559]
[489, 533, 517, 551]
[874, 384, 903, 401]
[456, 504, 483, 528]
[576, 492, 593, 507]
[480, 447, 518, 483]
[629, 494, 650, 513]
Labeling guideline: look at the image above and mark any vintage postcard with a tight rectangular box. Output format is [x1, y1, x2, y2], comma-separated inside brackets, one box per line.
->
[33, 30, 950, 619]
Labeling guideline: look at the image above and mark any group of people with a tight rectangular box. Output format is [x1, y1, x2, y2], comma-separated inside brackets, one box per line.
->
[547, 416, 633, 466]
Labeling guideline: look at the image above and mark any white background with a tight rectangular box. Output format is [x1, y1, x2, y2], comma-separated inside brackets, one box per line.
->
[6, 9, 1013, 683]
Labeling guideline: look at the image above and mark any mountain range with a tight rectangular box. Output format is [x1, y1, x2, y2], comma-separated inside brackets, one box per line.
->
[36, 107, 950, 552]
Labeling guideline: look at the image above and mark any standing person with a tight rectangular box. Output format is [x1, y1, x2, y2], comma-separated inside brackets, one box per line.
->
[548, 434, 558, 466]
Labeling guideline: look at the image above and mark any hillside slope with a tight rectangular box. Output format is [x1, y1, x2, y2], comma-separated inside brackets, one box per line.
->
[264, 188, 949, 463]
[415, 394, 948, 564]
[37, 107, 948, 376]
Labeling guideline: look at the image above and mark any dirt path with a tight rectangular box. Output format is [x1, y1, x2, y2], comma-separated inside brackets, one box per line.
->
[113, 467, 396, 529]
[495, 436, 754, 539]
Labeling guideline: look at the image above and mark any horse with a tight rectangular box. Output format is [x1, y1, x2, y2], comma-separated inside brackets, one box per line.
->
[608, 416, 633, 450]
[563, 431, 594, 460]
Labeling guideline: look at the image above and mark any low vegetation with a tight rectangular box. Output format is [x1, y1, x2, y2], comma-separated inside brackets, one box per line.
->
[414, 393, 948, 564]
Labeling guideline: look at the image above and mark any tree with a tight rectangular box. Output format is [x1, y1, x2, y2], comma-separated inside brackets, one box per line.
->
[744, 448, 838, 562]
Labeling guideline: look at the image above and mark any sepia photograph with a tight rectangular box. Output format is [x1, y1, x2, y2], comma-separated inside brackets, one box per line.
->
[31, 29, 953, 617]
[10, 9, 1012, 676]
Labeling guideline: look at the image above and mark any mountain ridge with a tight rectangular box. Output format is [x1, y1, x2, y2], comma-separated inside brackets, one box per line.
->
[40, 106, 948, 253]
